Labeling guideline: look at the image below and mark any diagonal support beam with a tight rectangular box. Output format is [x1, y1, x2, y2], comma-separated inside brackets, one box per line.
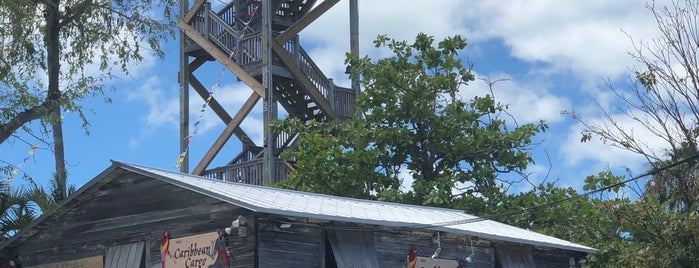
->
[193, 93, 261, 175]
[276, 0, 340, 43]
[188, 74, 257, 149]
[188, 56, 208, 72]
[271, 41, 338, 121]
[179, 20, 266, 99]
[182, 0, 207, 24]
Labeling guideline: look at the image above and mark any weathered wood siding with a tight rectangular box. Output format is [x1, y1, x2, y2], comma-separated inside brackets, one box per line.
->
[533, 248, 582, 268]
[12, 170, 256, 267]
[375, 230, 493, 268]
[256, 217, 323, 267]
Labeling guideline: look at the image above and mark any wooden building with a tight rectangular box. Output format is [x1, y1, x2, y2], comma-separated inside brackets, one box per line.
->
[0, 161, 595, 267]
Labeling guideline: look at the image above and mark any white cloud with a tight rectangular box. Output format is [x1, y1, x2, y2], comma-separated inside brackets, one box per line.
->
[126, 76, 179, 130]
[559, 115, 666, 172]
[123, 0, 678, 186]
[299, 0, 662, 84]
[462, 0, 661, 79]
[460, 75, 572, 125]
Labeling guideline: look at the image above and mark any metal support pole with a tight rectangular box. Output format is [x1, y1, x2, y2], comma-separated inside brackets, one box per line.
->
[262, 0, 277, 185]
[179, 0, 190, 173]
[349, 0, 360, 116]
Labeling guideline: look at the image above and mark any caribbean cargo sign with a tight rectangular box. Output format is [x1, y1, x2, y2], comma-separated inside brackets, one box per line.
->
[163, 231, 229, 268]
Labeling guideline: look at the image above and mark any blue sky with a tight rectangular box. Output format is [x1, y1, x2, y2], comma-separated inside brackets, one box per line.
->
[2, 0, 669, 193]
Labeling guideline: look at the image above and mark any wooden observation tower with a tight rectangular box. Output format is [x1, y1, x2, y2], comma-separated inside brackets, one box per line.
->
[177, 0, 359, 185]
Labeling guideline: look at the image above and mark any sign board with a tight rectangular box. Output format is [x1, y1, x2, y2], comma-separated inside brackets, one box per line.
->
[30, 256, 103, 268]
[164, 231, 228, 268]
[408, 256, 459, 268]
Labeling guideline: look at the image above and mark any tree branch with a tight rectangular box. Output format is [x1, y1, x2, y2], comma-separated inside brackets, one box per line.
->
[0, 101, 52, 144]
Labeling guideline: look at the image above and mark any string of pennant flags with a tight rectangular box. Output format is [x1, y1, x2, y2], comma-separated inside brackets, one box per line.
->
[3, 61, 119, 186]
[176, 1, 261, 169]
[4, 144, 40, 185]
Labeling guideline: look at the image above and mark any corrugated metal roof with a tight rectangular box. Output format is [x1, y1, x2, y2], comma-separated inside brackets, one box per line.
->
[116, 161, 596, 253]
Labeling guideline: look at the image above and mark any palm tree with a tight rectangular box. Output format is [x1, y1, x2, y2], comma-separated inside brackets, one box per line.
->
[0, 172, 76, 242]
[0, 185, 38, 242]
[25, 172, 76, 215]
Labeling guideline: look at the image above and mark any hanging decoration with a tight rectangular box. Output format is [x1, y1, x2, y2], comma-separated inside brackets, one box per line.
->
[5, 144, 39, 184]
[2, 61, 118, 185]
[175, 1, 261, 169]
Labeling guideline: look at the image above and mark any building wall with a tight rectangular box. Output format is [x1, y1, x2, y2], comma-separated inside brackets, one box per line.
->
[375, 229, 493, 268]
[256, 217, 324, 267]
[7, 171, 256, 267]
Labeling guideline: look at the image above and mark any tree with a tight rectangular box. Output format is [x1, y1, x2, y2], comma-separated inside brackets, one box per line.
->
[275, 33, 547, 207]
[0, 186, 37, 242]
[25, 172, 76, 215]
[572, 0, 699, 205]
[0, 0, 177, 180]
[563, 0, 699, 265]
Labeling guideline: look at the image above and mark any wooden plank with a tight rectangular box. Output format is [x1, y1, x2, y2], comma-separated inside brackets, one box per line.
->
[257, 220, 322, 268]
[271, 40, 338, 121]
[188, 74, 257, 149]
[193, 93, 261, 175]
[276, 0, 340, 43]
[179, 20, 266, 98]
[182, 0, 206, 24]
[30, 255, 103, 268]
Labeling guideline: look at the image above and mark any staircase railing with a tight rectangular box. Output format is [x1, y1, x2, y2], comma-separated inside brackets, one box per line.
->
[189, 2, 355, 118]
[274, 129, 297, 155]
[334, 85, 356, 119]
[189, 3, 260, 65]
[202, 157, 288, 185]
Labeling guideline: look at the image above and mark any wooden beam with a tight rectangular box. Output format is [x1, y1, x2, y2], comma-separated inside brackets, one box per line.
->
[189, 56, 208, 71]
[192, 93, 261, 175]
[271, 41, 338, 121]
[179, 21, 266, 99]
[188, 74, 257, 149]
[182, 0, 206, 24]
[276, 0, 340, 43]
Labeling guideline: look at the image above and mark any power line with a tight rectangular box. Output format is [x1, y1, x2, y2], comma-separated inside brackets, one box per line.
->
[401, 152, 699, 230]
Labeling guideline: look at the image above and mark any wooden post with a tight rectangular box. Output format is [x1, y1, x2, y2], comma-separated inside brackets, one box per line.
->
[179, 0, 190, 173]
[328, 78, 335, 111]
[262, 0, 277, 185]
[350, 0, 360, 116]
[293, 35, 300, 66]
[203, 3, 211, 38]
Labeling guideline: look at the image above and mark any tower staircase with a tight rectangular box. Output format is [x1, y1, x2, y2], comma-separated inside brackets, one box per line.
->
[178, 0, 355, 185]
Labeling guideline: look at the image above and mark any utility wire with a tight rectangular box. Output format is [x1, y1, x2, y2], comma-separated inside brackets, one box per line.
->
[402, 152, 699, 230]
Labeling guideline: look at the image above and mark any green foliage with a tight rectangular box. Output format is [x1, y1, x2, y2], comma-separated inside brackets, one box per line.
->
[0, 0, 177, 149]
[0, 0, 176, 241]
[275, 118, 398, 199]
[0, 186, 38, 242]
[274, 33, 546, 207]
[24, 172, 75, 215]
[645, 145, 699, 212]
[0, 172, 76, 242]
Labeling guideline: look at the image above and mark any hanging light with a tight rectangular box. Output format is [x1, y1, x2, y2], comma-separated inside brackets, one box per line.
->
[224, 215, 248, 237]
